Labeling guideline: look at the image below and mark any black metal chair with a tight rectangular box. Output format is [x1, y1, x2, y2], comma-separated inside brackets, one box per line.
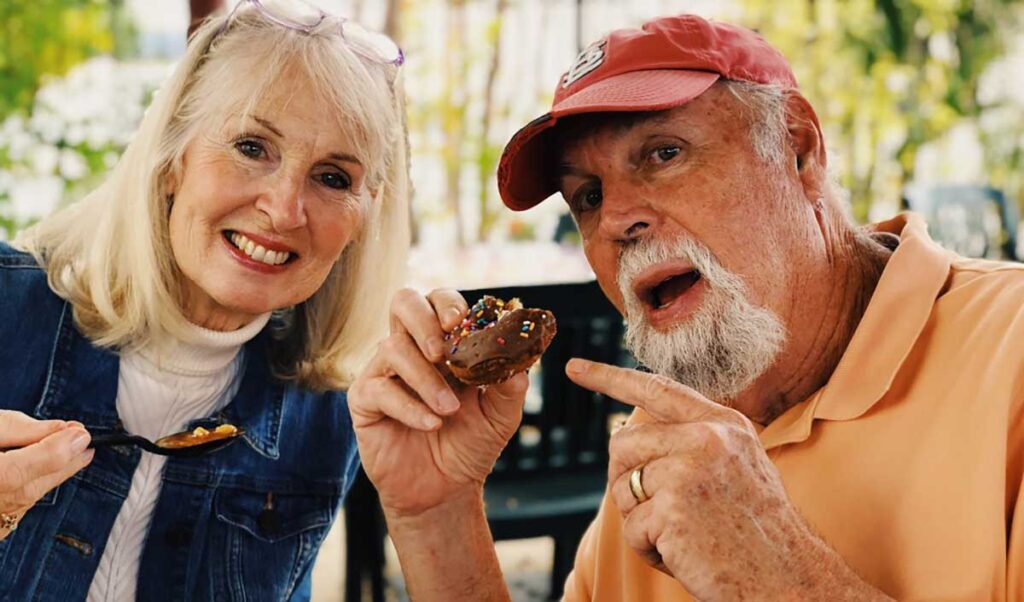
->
[462, 280, 631, 600]
[342, 280, 629, 601]
[901, 184, 1019, 261]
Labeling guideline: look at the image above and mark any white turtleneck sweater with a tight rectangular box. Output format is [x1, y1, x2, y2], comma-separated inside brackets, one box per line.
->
[86, 313, 271, 602]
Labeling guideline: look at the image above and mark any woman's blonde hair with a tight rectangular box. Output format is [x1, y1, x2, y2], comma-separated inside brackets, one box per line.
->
[16, 1, 411, 391]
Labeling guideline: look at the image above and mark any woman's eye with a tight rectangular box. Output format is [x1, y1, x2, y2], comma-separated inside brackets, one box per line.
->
[650, 145, 681, 163]
[235, 139, 265, 159]
[318, 171, 352, 190]
[575, 187, 602, 212]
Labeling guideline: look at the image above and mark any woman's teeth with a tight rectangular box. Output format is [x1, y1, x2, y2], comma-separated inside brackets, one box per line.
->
[228, 232, 291, 266]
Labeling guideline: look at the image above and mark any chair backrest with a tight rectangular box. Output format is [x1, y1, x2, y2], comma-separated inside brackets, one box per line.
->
[459, 280, 631, 480]
[901, 184, 1018, 261]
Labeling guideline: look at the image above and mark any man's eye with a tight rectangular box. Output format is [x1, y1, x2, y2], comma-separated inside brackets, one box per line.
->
[318, 171, 352, 190]
[235, 139, 265, 159]
[575, 188, 602, 212]
[650, 146, 681, 163]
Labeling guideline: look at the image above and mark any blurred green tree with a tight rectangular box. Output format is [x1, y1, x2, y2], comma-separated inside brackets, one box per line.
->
[0, 0, 142, 239]
[0, 0, 135, 118]
[742, 0, 1023, 220]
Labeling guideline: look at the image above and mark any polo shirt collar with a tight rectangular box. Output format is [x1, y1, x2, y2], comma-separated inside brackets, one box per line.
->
[759, 212, 952, 449]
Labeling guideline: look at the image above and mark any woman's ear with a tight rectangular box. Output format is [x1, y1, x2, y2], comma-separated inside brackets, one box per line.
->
[162, 166, 180, 200]
[161, 172, 180, 216]
[784, 91, 827, 202]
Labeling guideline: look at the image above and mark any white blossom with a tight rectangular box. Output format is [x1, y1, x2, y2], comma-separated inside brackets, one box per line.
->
[29, 112, 66, 145]
[28, 144, 59, 176]
[0, 56, 169, 224]
[104, 151, 121, 169]
[0, 171, 13, 196]
[2, 114, 25, 136]
[10, 175, 63, 222]
[59, 149, 89, 181]
[5, 130, 34, 162]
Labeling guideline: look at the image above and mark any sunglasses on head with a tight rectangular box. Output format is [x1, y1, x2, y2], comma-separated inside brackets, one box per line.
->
[216, 0, 404, 67]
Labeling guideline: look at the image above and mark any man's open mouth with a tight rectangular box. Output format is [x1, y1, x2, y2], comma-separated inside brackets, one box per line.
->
[640, 269, 702, 310]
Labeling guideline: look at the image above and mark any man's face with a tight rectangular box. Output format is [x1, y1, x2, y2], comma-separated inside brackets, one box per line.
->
[556, 85, 820, 402]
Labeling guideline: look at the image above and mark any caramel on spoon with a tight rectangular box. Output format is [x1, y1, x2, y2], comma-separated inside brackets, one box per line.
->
[88, 424, 243, 457]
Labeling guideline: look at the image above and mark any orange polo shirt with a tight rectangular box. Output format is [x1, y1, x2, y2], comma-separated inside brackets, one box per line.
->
[564, 213, 1024, 601]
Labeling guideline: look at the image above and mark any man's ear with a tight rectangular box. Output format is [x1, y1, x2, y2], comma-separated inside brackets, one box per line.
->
[784, 91, 827, 202]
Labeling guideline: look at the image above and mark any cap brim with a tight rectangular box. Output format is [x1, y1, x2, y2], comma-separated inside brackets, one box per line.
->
[498, 69, 720, 211]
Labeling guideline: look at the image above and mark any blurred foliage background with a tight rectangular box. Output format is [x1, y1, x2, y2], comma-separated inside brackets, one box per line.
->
[742, 0, 1024, 222]
[1, 0, 1023, 252]
[1, 0, 120, 115]
[0, 0, 143, 236]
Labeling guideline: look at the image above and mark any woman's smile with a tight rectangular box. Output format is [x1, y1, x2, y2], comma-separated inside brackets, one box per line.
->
[221, 229, 298, 273]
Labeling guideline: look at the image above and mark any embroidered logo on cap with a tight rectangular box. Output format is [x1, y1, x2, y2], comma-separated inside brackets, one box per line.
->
[561, 40, 607, 88]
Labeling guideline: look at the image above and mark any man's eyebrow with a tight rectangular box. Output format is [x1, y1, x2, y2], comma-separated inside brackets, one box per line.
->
[621, 112, 677, 133]
[554, 113, 684, 179]
[555, 163, 593, 180]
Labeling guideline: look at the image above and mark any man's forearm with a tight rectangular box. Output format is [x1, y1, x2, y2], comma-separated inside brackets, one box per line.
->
[385, 489, 510, 602]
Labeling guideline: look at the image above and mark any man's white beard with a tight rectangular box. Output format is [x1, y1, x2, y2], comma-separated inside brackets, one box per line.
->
[617, 236, 786, 404]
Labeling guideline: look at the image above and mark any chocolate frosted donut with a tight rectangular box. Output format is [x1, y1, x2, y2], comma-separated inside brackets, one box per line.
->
[444, 296, 557, 386]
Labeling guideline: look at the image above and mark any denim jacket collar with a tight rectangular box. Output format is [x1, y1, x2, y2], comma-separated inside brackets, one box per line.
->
[218, 330, 285, 460]
[35, 301, 285, 459]
[35, 302, 121, 428]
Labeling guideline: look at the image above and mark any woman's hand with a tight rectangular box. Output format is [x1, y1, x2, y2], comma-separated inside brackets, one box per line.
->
[0, 411, 94, 539]
[349, 288, 528, 518]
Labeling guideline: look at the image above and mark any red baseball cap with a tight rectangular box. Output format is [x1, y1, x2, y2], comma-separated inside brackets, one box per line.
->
[497, 14, 799, 211]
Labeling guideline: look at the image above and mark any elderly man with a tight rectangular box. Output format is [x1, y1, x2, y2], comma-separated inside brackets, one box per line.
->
[349, 14, 1024, 601]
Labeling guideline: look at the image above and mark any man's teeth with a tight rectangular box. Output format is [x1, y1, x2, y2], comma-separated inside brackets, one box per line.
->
[229, 233, 290, 266]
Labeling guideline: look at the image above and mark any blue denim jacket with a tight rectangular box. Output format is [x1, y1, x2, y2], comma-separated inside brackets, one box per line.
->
[0, 242, 361, 601]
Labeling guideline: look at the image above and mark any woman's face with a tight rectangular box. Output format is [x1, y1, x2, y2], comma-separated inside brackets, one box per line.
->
[168, 73, 369, 329]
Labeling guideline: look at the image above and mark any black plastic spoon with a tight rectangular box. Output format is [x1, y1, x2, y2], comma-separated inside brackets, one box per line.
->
[88, 425, 244, 458]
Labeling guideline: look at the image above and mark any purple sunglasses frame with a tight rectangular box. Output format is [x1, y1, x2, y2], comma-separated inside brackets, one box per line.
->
[216, 0, 405, 66]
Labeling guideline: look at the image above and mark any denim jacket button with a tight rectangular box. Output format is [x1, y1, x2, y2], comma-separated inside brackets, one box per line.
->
[257, 509, 282, 537]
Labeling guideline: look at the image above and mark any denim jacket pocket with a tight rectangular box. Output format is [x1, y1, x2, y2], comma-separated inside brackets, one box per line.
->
[212, 487, 337, 600]
[215, 487, 333, 542]
[0, 484, 60, 561]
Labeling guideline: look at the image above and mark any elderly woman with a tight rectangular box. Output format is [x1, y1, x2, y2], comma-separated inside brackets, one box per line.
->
[0, 1, 408, 599]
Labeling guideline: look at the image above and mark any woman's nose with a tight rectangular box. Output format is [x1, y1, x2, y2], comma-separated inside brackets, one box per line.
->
[256, 174, 308, 232]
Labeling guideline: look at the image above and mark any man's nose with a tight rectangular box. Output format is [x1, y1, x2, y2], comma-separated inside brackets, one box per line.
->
[597, 182, 660, 243]
[256, 173, 308, 232]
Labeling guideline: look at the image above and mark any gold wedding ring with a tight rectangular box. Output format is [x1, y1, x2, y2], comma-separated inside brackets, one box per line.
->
[629, 465, 649, 504]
